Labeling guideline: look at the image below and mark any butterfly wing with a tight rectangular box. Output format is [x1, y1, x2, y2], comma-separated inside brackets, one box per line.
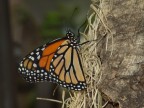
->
[18, 38, 66, 82]
[48, 40, 87, 90]
[18, 32, 87, 90]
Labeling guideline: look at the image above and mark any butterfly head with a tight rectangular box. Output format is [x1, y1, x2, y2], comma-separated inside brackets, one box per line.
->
[66, 30, 77, 43]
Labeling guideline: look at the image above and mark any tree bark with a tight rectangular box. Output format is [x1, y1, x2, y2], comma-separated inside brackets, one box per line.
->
[0, 0, 16, 108]
[97, 0, 144, 108]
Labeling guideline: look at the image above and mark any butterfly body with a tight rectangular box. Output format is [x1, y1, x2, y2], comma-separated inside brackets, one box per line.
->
[18, 30, 87, 90]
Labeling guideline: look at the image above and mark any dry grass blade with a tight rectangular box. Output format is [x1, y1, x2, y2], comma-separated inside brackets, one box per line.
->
[36, 97, 63, 104]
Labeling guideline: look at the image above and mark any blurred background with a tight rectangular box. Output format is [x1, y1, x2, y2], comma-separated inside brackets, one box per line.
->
[0, 0, 90, 108]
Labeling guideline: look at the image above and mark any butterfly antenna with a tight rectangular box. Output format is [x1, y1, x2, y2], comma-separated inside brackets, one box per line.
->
[69, 7, 79, 26]
[77, 19, 87, 42]
[63, 8, 79, 34]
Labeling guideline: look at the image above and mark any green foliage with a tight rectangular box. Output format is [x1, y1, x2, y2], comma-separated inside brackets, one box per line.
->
[40, 11, 65, 39]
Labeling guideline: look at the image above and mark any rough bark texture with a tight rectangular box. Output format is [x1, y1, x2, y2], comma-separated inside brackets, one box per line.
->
[97, 0, 144, 108]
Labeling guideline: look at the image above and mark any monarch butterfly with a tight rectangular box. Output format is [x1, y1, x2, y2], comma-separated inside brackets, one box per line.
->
[18, 30, 87, 91]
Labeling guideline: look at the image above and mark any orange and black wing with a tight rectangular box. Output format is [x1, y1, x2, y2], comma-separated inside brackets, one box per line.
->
[18, 30, 87, 91]
[48, 40, 87, 90]
[18, 38, 66, 82]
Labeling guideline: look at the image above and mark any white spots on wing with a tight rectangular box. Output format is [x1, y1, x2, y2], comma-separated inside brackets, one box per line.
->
[43, 44, 46, 47]
[83, 83, 86, 86]
[37, 55, 40, 60]
[33, 63, 37, 68]
[31, 52, 34, 55]
[28, 56, 34, 61]
[22, 72, 25, 74]
[37, 70, 40, 73]
[20, 63, 23, 67]
[77, 85, 81, 88]
[40, 74, 43, 77]
[82, 86, 84, 89]
[41, 48, 45, 51]
[36, 48, 40, 51]
[28, 56, 31, 59]
[58, 47, 60, 50]
[36, 52, 39, 55]
[18, 68, 21, 71]
[31, 57, 34, 61]
[44, 73, 47, 75]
